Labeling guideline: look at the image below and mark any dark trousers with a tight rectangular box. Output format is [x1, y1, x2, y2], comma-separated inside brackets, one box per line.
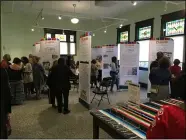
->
[49, 88, 56, 105]
[24, 83, 32, 98]
[110, 74, 119, 91]
[91, 75, 97, 87]
[56, 89, 69, 112]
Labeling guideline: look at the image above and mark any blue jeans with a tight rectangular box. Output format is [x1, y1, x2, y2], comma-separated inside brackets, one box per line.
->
[110, 73, 119, 91]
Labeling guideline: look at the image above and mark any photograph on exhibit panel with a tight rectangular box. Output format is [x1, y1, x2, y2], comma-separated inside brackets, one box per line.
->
[122, 67, 138, 76]
[103, 63, 110, 69]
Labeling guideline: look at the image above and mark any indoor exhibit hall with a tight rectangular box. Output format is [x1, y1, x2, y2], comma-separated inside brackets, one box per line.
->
[1, 1, 186, 139]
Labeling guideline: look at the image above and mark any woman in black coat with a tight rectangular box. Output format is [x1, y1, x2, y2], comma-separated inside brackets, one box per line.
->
[0, 68, 11, 138]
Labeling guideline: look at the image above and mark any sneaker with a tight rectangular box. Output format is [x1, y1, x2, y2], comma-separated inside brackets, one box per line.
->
[63, 110, 70, 114]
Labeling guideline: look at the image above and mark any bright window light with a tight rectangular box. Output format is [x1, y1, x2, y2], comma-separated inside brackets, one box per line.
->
[171, 36, 184, 62]
[70, 43, 75, 55]
[60, 42, 68, 55]
[138, 40, 149, 61]
[46, 33, 51, 39]
[118, 44, 120, 60]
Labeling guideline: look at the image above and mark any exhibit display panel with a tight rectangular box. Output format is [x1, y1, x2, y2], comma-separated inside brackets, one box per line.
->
[102, 45, 118, 78]
[148, 38, 174, 92]
[79, 35, 91, 107]
[120, 43, 139, 87]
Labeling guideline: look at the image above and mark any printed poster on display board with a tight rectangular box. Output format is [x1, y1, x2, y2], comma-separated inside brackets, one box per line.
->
[32, 43, 40, 56]
[147, 39, 174, 92]
[119, 43, 139, 86]
[91, 47, 102, 61]
[128, 83, 140, 105]
[40, 40, 60, 75]
[79, 36, 91, 105]
[102, 45, 118, 78]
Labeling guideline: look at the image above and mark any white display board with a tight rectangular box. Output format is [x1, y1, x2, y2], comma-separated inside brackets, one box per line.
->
[91, 47, 102, 60]
[79, 36, 91, 105]
[40, 40, 60, 75]
[32, 43, 40, 56]
[120, 43, 139, 86]
[102, 45, 118, 78]
[148, 39, 174, 92]
[128, 83, 140, 105]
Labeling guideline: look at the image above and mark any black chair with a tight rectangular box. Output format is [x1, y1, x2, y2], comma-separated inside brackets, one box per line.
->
[70, 75, 79, 92]
[91, 77, 112, 107]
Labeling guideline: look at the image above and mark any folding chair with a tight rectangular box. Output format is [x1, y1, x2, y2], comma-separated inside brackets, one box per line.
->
[91, 77, 112, 107]
[70, 75, 79, 92]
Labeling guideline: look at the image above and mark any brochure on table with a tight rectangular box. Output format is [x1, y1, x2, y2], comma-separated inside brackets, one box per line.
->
[119, 43, 139, 87]
[148, 38, 174, 92]
[102, 45, 118, 78]
[79, 35, 91, 106]
[40, 40, 60, 75]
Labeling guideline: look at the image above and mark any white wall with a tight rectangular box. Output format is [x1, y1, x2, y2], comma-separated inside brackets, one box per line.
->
[2, 2, 185, 61]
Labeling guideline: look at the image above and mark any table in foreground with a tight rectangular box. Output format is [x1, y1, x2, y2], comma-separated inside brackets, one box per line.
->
[90, 110, 143, 139]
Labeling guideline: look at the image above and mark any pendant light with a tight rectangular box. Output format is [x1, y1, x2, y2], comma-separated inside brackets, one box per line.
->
[71, 4, 79, 24]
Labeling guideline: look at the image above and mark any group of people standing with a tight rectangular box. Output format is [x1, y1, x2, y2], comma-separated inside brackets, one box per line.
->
[149, 51, 184, 101]
[0, 53, 45, 138]
[1, 54, 45, 103]
[90, 57, 119, 92]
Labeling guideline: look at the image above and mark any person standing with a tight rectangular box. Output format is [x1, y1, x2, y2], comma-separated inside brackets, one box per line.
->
[91, 59, 98, 88]
[0, 68, 12, 138]
[47, 60, 58, 108]
[146, 73, 185, 139]
[8, 57, 24, 105]
[150, 52, 164, 71]
[50, 58, 75, 114]
[149, 56, 172, 101]
[32, 56, 45, 100]
[170, 59, 181, 78]
[110, 56, 119, 92]
[1, 54, 11, 69]
[21, 57, 33, 99]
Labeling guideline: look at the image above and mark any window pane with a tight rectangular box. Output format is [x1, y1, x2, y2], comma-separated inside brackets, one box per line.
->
[55, 34, 66, 41]
[120, 31, 128, 42]
[70, 43, 75, 55]
[138, 40, 149, 61]
[70, 35, 74, 42]
[118, 44, 120, 60]
[171, 36, 184, 62]
[46, 33, 51, 38]
[60, 42, 68, 55]
[139, 26, 151, 40]
[166, 18, 185, 36]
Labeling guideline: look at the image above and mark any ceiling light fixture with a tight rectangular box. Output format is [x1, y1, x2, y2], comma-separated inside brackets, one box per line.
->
[131, 1, 137, 6]
[41, 16, 44, 20]
[58, 15, 62, 20]
[104, 28, 107, 33]
[31, 28, 35, 32]
[71, 4, 79, 24]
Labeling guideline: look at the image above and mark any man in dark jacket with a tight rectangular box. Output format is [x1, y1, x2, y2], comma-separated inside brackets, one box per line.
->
[50, 58, 75, 114]
[150, 52, 164, 71]
[0, 68, 11, 138]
